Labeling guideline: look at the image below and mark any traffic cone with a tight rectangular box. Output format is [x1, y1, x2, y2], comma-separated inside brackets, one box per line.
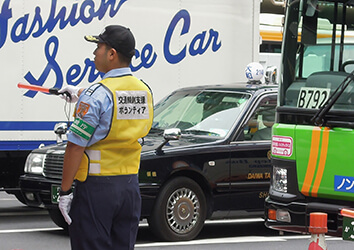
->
[308, 212, 328, 250]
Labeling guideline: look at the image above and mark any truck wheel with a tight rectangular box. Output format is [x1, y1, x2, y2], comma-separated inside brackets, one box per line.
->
[48, 209, 68, 231]
[148, 176, 207, 241]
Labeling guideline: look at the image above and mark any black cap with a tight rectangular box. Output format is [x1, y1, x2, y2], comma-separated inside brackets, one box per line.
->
[85, 25, 136, 58]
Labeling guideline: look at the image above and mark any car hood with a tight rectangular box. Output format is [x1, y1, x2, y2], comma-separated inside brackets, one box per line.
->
[30, 132, 224, 156]
[141, 132, 224, 155]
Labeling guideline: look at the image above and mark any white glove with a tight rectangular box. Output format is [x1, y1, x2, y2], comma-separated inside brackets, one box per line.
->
[58, 85, 80, 103]
[59, 193, 73, 225]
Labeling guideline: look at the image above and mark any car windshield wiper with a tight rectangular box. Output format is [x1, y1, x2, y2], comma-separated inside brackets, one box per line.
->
[311, 69, 354, 126]
[149, 127, 164, 135]
[183, 129, 220, 136]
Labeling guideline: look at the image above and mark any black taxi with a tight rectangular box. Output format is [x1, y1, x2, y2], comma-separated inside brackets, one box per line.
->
[19, 83, 277, 241]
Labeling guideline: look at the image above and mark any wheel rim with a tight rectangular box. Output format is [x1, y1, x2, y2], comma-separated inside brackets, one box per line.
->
[166, 187, 200, 234]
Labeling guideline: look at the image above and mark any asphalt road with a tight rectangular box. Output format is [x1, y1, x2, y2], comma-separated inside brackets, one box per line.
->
[1, 191, 353, 250]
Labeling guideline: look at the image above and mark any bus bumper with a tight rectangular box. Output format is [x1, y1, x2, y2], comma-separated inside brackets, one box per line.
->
[264, 196, 344, 237]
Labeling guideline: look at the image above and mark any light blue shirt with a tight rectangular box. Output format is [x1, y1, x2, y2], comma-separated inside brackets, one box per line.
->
[67, 67, 132, 147]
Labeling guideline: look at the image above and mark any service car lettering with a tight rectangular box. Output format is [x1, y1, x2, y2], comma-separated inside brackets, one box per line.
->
[1, 0, 221, 98]
[163, 9, 221, 64]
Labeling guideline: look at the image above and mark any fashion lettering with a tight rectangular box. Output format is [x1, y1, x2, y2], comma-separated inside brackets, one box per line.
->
[0, 0, 127, 49]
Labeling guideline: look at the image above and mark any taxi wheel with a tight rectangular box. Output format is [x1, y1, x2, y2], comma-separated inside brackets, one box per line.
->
[48, 209, 68, 231]
[148, 176, 207, 241]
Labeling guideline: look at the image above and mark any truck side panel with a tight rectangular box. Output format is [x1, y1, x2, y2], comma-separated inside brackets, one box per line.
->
[0, 0, 259, 149]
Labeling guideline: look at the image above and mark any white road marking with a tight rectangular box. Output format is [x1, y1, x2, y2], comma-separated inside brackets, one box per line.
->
[0, 227, 62, 234]
[135, 235, 343, 248]
[0, 210, 48, 217]
[135, 236, 287, 248]
[0, 215, 344, 248]
[205, 218, 265, 224]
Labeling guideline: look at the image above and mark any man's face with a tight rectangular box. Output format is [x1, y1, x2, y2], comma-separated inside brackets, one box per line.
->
[93, 43, 110, 73]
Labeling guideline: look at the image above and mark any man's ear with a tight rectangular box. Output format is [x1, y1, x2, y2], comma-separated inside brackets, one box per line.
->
[108, 48, 118, 61]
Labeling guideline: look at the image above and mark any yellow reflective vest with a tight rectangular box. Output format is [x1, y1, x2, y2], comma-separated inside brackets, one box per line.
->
[74, 75, 153, 182]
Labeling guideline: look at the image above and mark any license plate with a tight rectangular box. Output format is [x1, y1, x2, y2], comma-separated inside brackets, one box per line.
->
[342, 216, 354, 241]
[297, 87, 330, 109]
[51, 185, 61, 204]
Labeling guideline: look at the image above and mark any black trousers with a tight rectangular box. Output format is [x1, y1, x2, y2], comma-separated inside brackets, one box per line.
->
[69, 175, 141, 250]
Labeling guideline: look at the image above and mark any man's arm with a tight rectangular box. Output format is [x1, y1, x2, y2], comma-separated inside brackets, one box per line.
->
[61, 141, 86, 192]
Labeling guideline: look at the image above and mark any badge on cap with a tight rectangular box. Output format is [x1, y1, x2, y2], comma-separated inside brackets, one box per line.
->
[85, 35, 99, 42]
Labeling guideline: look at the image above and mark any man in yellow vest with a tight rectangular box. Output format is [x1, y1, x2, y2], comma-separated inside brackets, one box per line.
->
[58, 25, 153, 250]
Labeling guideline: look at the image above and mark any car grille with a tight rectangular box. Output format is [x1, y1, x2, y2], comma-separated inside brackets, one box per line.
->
[43, 153, 64, 179]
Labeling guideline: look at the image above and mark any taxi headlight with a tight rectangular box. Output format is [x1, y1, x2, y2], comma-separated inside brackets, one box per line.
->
[24, 153, 45, 174]
[272, 166, 287, 192]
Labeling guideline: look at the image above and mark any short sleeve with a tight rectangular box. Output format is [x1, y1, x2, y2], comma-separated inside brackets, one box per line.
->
[67, 84, 113, 147]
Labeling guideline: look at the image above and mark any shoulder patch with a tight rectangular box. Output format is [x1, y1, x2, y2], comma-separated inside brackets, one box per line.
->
[77, 102, 90, 118]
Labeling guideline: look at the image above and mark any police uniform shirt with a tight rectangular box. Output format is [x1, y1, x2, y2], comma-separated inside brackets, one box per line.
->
[67, 67, 132, 147]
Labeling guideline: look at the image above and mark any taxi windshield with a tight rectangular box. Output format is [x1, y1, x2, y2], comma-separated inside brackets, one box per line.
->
[152, 90, 251, 137]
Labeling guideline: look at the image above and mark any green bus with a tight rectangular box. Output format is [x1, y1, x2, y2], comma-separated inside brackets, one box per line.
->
[265, 0, 354, 239]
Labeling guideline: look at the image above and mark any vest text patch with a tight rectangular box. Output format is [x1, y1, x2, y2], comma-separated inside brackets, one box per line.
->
[116, 90, 149, 119]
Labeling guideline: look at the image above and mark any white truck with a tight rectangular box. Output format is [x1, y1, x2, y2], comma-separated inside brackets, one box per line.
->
[0, 0, 262, 201]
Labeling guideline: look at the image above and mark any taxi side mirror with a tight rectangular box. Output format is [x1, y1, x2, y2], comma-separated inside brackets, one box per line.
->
[155, 128, 181, 155]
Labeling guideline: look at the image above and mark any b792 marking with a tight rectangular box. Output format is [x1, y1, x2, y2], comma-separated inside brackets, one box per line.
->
[297, 87, 330, 109]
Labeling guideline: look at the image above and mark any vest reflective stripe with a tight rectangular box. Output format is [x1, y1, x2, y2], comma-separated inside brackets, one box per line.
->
[86, 150, 101, 161]
[86, 150, 101, 174]
[89, 163, 101, 174]
[74, 76, 153, 182]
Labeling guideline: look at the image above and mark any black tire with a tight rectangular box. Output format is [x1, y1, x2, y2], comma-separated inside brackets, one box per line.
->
[48, 209, 68, 231]
[148, 176, 207, 241]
